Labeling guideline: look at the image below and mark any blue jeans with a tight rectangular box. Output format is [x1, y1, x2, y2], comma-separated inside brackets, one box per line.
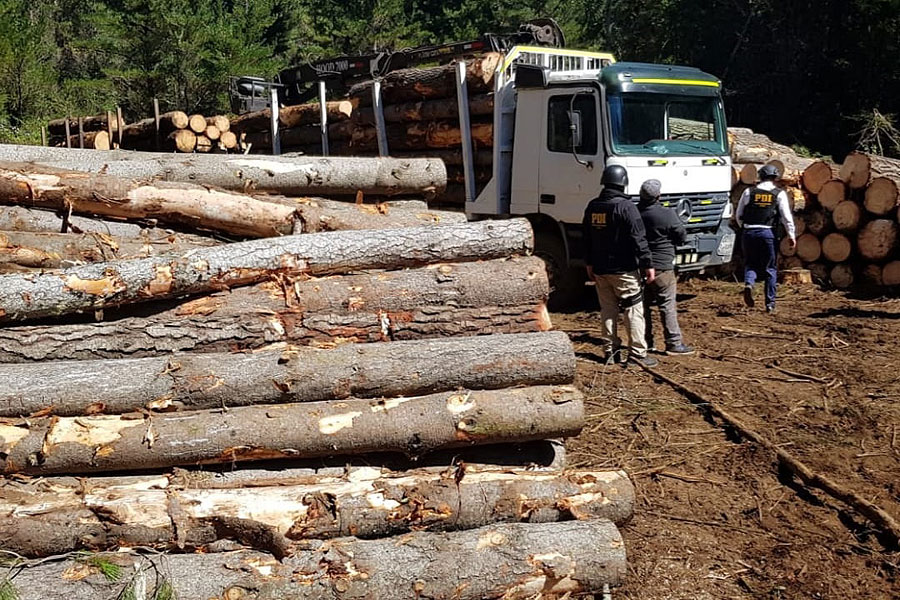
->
[742, 228, 777, 308]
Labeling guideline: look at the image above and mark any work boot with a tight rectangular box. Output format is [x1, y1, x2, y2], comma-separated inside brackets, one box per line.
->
[629, 354, 659, 368]
[743, 284, 755, 308]
[766, 305, 776, 314]
[666, 344, 695, 356]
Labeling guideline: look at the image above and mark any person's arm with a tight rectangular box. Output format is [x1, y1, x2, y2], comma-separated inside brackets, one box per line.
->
[669, 211, 688, 246]
[735, 188, 750, 227]
[777, 190, 796, 242]
[624, 203, 655, 283]
[582, 205, 594, 279]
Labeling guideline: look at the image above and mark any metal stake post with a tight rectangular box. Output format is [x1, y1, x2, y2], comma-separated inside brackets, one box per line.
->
[372, 80, 389, 157]
[153, 98, 161, 151]
[78, 117, 85, 149]
[455, 61, 476, 203]
[64, 118, 71, 148]
[270, 86, 281, 156]
[318, 80, 329, 156]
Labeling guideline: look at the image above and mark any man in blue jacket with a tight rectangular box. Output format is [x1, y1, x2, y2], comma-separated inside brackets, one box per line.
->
[583, 165, 658, 367]
[638, 179, 694, 355]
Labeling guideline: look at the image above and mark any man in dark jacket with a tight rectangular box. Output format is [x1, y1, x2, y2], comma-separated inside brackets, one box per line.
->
[583, 165, 658, 367]
[638, 179, 694, 355]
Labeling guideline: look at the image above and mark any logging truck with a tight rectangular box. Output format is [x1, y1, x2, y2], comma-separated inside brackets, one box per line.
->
[235, 23, 735, 298]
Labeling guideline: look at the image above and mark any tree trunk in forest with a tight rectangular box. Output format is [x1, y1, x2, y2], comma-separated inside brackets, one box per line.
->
[0, 331, 573, 417]
[0, 162, 298, 238]
[0, 145, 448, 196]
[817, 179, 847, 210]
[48, 114, 119, 136]
[0, 521, 625, 599]
[231, 100, 355, 133]
[0, 468, 632, 557]
[830, 264, 854, 289]
[864, 176, 900, 215]
[840, 151, 900, 189]
[795, 233, 822, 262]
[0, 230, 216, 269]
[832, 200, 862, 232]
[0, 256, 550, 362]
[207, 115, 230, 133]
[882, 261, 900, 286]
[0, 219, 533, 323]
[821, 232, 852, 262]
[353, 94, 495, 125]
[801, 160, 839, 194]
[350, 120, 493, 150]
[857, 219, 897, 260]
[350, 54, 502, 106]
[0, 385, 583, 475]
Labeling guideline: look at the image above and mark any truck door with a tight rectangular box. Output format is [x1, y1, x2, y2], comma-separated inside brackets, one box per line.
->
[538, 88, 602, 224]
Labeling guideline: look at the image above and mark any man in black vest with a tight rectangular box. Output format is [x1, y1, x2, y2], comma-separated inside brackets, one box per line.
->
[736, 165, 796, 312]
[638, 179, 694, 355]
[583, 165, 658, 367]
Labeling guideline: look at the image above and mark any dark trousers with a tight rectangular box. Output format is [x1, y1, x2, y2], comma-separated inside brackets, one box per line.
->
[742, 227, 777, 308]
[643, 270, 683, 349]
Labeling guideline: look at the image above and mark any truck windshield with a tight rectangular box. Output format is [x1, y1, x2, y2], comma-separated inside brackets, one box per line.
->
[607, 93, 727, 156]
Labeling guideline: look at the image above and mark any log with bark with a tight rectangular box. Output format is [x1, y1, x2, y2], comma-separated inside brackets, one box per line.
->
[392, 148, 495, 167]
[60, 130, 111, 150]
[0, 205, 166, 237]
[821, 232, 852, 263]
[840, 151, 900, 189]
[864, 176, 900, 215]
[0, 521, 625, 599]
[0, 256, 550, 361]
[48, 113, 118, 136]
[832, 200, 862, 232]
[0, 384, 583, 474]
[241, 121, 355, 150]
[801, 160, 839, 194]
[207, 115, 230, 133]
[194, 134, 213, 153]
[857, 219, 897, 261]
[830, 264, 854, 289]
[186, 114, 207, 134]
[817, 179, 847, 211]
[0, 467, 632, 556]
[231, 100, 356, 133]
[204, 125, 221, 141]
[268, 195, 466, 232]
[0, 219, 533, 323]
[353, 94, 495, 125]
[780, 268, 811, 285]
[220, 130, 238, 150]
[795, 233, 822, 262]
[350, 120, 494, 150]
[0, 145, 448, 196]
[165, 128, 197, 153]
[350, 54, 502, 106]
[0, 331, 573, 417]
[120, 111, 190, 147]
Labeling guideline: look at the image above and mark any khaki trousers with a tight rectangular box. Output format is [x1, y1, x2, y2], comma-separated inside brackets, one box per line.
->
[592, 271, 648, 359]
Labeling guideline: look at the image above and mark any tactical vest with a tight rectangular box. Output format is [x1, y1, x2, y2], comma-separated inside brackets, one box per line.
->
[743, 187, 778, 227]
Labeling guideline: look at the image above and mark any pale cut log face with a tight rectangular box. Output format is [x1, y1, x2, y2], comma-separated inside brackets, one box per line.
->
[864, 177, 900, 215]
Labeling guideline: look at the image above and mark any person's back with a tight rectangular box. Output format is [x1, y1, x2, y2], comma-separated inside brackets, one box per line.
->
[639, 201, 687, 271]
[583, 188, 648, 275]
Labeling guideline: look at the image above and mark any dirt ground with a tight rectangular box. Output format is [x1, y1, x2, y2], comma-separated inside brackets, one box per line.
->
[555, 278, 900, 599]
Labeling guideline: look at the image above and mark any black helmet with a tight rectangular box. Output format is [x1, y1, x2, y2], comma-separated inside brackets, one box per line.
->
[758, 164, 779, 181]
[601, 164, 629, 190]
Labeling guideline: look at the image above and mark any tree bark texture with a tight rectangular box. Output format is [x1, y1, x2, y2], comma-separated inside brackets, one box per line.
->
[0, 144, 448, 196]
[0, 331, 574, 417]
[801, 160, 839, 194]
[48, 114, 118, 136]
[0, 385, 584, 474]
[840, 151, 900, 189]
[0, 205, 176, 237]
[0, 521, 625, 600]
[0, 161, 299, 238]
[241, 121, 354, 150]
[391, 148, 494, 167]
[0, 468, 631, 556]
[350, 120, 493, 150]
[0, 256, 549, 361]
[120, 112, 190, 147]
[350, 54, 502, 106]
[231, 100, 355, 134]
[0, 219, 533, 323]
[353, 94, 495, 125]
[857, 219, 897, 260]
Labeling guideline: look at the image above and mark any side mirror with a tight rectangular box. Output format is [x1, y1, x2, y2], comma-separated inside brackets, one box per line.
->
[568, 110, 583, 150]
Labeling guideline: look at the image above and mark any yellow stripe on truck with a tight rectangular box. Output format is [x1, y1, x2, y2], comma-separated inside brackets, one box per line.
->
[631, 78, 720, 87]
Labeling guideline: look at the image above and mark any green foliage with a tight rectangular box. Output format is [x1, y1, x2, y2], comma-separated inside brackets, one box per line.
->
[81, 553, 125, 582]
[851, 109, 900, 157]
[0, 579, 18, 600]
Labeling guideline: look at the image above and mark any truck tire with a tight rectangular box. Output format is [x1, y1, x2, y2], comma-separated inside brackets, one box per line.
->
[534, 229, 587, 310]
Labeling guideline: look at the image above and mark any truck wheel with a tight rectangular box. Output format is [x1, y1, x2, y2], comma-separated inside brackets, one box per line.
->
[534, 230, 587, 310]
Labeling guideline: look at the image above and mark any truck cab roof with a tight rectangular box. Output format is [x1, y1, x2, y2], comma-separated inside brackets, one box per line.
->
[600, 62, 722, 96]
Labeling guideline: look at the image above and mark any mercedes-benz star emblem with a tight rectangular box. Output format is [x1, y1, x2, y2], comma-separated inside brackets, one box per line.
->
[676, 198, 693, 222]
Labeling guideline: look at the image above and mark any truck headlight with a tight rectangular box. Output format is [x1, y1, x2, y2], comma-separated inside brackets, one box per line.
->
[717, 232, 735, 257]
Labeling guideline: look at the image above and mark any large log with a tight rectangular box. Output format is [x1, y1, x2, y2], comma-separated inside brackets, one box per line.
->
[0, 256, 549, 361]
[164, 128, 197, 152]
[0, 331, 573, 417]
[0, 385, 584, 474]
[392, 148, 494, 167]
[353, 93, 495, 125]
[0, 161, 298, 238]
[194, 134, 213, 153]
[48, 113, 118, 136]
[817, 179, 847, 211]
[351, 54, 502, 106]
[61, 130, 110, 150]
[795, 233, 822, 262]
[857, 219, 897, 261]
[802, 209, 830, 236]
[207, 115, 230, 133]
[0, 144, 448, 196]
[219, 129, 238, 150]
[241, 121, 355, 150]
[269, 195, 466, 232]
[821, 232, 852, 263]
[0, 219, 533, 323]
[0, 521, 625, 600]
[840, 151, 900, 189]
[187, 113, 207, 134]
[231, 100, 356, 133]
[120, 111, 190, 146]
[801, 160, 839, 194]
[0, 205, 167, 237]
[0, 467, 632, 556]
[861, 264, 884, 286]
[883, 261, 900, 286]
[864, 176, 900, 215]
[830, 263, 854, 289]
[351, 120, 494, 150]
[832, 200, 862, 232]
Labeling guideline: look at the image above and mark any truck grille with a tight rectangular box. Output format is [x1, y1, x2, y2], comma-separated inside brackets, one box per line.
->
[658, 194, 727, 233]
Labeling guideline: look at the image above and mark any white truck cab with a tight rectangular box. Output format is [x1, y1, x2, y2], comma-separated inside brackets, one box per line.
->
[464, 47, 735, 297]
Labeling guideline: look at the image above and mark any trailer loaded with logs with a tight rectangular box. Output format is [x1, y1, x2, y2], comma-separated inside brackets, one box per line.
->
[0, 148, 633, 599]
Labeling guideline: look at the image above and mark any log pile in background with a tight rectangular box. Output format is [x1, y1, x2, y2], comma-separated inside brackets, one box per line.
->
[0, 150, 631, 597]
[729, 129, 900, 290]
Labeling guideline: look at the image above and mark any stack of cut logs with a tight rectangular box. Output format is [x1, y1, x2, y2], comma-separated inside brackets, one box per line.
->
[729, 128, 900, 289]
[49, 111, 238, 153]
[232, 54, 501, 204]
[0, 145, 632, 599]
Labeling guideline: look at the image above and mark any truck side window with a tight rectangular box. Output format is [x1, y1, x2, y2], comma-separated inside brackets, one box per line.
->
[547, 94, 597, 154]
